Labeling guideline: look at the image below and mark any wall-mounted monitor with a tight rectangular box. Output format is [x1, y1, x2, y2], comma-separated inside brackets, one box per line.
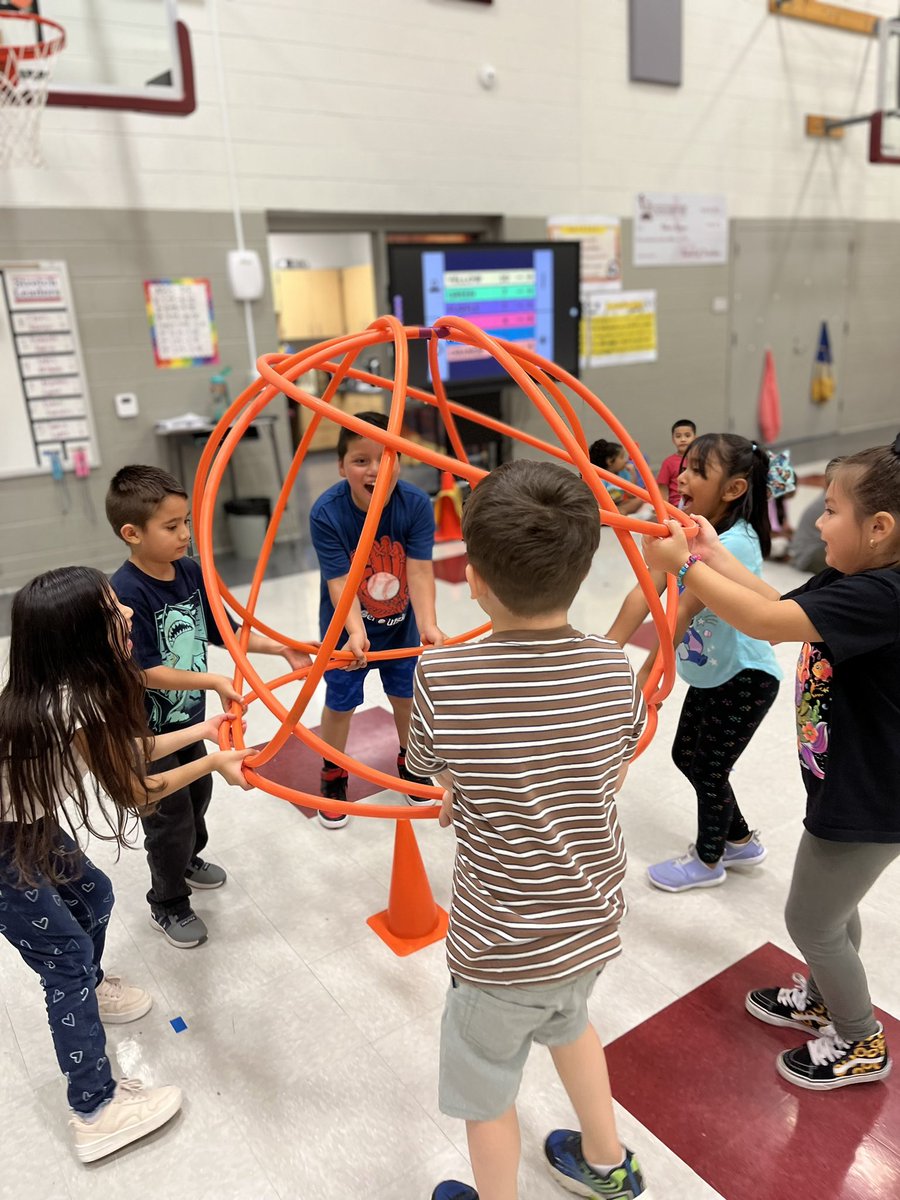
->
[388, 242, 581, 393]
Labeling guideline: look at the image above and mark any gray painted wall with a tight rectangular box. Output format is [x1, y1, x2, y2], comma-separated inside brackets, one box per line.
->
[0, 209, 296, 591]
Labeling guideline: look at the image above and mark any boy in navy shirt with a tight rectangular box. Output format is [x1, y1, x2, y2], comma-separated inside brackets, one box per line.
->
[108, 465, 310, 947]
[309, 412, 444, 828]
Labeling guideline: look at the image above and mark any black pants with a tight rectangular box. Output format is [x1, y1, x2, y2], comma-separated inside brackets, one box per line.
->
[672, 669, 780, 864]
[141, 739, 211, 914]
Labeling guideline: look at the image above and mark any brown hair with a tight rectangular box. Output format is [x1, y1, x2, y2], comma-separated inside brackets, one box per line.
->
[106, 464, 188, 539]
[462, 460, 601, 617]
[0, 567, 153, 885]
[826, 439, 900, 523]
[337, 411, 390, 460]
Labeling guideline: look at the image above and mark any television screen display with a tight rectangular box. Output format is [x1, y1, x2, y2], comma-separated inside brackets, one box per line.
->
[388, 242, 581, 392]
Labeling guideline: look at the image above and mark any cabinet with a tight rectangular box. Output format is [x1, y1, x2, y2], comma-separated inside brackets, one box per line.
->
[289, 389, 387, 454]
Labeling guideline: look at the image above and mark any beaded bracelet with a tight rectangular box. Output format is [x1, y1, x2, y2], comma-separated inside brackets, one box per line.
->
[676, 554, 700, 594]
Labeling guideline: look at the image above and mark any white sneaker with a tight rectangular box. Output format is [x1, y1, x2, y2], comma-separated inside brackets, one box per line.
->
[96, 976, 153, 1024]
[70, 1079, 182, 1163]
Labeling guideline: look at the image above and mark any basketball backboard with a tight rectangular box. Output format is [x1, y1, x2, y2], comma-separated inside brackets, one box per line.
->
[0, 0, 194, 114]
[871, 16, 900, 164]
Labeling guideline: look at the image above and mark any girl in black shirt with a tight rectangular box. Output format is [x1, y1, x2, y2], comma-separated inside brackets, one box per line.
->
[644, 436, 900, 1092]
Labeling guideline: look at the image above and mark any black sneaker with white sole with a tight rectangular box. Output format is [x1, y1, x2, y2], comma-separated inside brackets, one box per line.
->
[319, 763, 350, 829]
[746, 972, 833, 1034]
[397, 749, 433, 806]
[777, 1024, 891, 1090]
[150, 906, 208, 948]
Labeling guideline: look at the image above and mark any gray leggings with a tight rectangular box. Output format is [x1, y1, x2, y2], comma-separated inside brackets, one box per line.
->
[785, 831, 900, 1041]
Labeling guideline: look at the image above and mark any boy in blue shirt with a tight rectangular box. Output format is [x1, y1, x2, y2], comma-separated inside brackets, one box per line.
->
[309, 412, 444, 828]
[107, 465, 310, 947]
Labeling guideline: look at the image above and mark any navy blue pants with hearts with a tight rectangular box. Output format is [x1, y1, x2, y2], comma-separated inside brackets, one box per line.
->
[0, 827, 116, 1114]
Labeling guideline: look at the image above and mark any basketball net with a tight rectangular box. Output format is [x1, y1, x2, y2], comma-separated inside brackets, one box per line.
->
[0, 12, 65, 167]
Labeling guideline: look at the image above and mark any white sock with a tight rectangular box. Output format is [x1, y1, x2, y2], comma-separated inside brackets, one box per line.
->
[588, 1154, 627, 1176]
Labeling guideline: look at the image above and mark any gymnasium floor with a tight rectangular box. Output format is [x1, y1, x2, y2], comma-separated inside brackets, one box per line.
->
[1, 473, 898, 1200]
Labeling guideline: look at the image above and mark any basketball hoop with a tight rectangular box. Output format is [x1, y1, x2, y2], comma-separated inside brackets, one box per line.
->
[0, 10, 65, 167]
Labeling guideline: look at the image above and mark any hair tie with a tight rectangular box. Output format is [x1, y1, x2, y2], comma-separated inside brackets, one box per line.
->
[767, 449, 796, 500]
[751, 441, 758, 452]
[892, 432, 900, 456]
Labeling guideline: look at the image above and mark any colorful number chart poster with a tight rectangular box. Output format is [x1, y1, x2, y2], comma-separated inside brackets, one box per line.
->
[582, 290, 658, 368]
[0, 261, 100, 479]
[144, 277, 219, 368]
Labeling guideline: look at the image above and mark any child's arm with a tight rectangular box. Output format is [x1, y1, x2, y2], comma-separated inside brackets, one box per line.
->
[242, 630, 313, 673]
[326, 576, 369, 668]
[689, 514, 781, 601]
[76, 733, 253, 809]
[142, 665, 246, 712]
[645, 519, 821, 643]
[407, 558, 445, 647]
[606, 568, 667, 647]
[144, 713, 241, 761]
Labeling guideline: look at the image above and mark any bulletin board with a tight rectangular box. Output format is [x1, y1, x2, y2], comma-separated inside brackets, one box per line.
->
[0, 260, 101, 480]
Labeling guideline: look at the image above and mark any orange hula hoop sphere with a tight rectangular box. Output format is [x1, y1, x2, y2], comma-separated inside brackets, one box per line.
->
[193, 315, 694, 822]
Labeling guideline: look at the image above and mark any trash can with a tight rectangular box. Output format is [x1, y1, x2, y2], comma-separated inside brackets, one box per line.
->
[224, 496, 271, 559]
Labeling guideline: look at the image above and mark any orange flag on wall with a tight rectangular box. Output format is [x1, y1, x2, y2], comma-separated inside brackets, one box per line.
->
[758, 349, 782, 444]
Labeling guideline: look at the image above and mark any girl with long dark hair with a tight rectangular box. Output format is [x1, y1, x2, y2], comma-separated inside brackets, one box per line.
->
[0, 566, 251, 1162]
[608, 433, 784, 891]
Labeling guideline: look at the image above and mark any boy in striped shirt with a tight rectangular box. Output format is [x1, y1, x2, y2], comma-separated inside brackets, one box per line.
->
[407, 460, 649, 1200]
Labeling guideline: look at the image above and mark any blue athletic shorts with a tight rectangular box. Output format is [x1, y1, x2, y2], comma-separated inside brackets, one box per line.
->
[323, 653, 416, 712]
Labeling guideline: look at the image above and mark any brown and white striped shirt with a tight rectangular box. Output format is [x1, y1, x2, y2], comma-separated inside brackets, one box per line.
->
[407, 626, 646, 986]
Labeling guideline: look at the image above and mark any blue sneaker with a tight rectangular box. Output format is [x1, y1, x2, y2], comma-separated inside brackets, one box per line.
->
[431, 1183, 478, 1200]
[545, 1130, 647, 1197]
[722, 830, 767, 868]
[647, 845, 725, 892]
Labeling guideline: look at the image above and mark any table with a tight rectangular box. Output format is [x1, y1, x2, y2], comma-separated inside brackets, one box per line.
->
[154, 413, 286, 500]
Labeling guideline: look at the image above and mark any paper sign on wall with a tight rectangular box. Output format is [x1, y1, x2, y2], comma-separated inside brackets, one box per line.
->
[0, 261, 100, 479]
[633, 193, 728, 267]
[144, 277, 219, 368]
[547, 214, 622, 290]
[582, 290, 657, 367]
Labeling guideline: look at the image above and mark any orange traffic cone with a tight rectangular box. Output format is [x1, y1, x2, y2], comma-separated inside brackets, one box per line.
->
[434, 470, 463, 542]
[367, 820, 449, 956]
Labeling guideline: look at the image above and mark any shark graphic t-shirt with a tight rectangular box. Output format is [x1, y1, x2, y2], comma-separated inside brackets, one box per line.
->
[110, 556, 237, 733]
[785, 567, 900, 842]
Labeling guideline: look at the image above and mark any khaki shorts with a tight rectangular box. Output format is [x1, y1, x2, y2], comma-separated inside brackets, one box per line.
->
[438, 967, 604, 1122]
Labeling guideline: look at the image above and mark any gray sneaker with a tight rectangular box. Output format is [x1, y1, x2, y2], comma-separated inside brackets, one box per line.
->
[150, 906, 208, 948]
[184, 855, 227, 889]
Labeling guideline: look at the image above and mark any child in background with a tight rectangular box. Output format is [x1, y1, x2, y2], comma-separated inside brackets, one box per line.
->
[0, 567, 251, 1161]
[644, 436, 900, 1090]
[608, 433, 782, 892]
[107, 466, 309, 948]
[310, 411, 444, 828]
[656, 419, 696, 506]
[589, 438, 644, 516]
[407, 460, 648, 1200]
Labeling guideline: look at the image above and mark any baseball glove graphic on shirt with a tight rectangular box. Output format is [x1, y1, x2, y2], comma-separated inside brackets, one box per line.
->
[357, 535, 409, 621]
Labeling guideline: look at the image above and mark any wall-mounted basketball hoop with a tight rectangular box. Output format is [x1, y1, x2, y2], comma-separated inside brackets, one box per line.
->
[795, 13, 900, 165]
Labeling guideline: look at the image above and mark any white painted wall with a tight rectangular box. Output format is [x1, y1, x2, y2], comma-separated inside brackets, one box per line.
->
[2, 0, 900, 220]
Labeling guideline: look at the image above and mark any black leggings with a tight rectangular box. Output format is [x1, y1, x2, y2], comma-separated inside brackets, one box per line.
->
[673, 669, 780, 864]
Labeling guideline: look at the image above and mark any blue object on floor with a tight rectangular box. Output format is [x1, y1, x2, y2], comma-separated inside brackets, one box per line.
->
[170, 1016, 188, 1033]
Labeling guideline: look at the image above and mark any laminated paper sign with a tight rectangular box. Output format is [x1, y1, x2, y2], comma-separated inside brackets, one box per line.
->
[582, 290, 657, 367]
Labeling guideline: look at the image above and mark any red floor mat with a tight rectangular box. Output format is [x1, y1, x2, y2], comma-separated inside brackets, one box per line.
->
[605, 942, 900, 1200]
[252, 706, 400, 818]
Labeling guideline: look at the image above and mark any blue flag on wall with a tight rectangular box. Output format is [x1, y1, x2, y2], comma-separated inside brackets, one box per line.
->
[812, 320, 835, 403]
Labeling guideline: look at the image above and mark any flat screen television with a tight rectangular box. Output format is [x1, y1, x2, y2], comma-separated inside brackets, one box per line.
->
[387, 241, 581, 392]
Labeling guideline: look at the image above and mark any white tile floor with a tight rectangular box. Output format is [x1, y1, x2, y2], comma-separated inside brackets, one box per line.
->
[2, 473, 899, 1199]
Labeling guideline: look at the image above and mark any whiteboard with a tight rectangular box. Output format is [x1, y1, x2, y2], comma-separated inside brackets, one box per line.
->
[0, 260, 101, 480]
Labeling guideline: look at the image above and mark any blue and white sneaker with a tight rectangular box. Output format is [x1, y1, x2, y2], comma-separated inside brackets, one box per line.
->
[647, 845, 725, 893]
[722, 830, 767, 868]
[545, 1130, 648, 1198]
[431, 1182, 478, 1200]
